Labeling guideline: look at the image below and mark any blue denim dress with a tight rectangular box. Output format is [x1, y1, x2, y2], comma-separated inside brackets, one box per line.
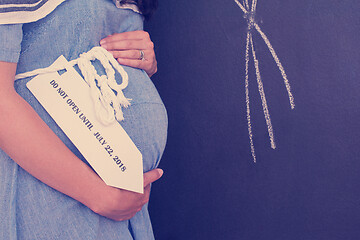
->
[0, 0, 168, 239]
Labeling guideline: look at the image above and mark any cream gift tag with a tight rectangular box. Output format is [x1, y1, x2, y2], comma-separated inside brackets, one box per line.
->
[26, 55, 144, 193]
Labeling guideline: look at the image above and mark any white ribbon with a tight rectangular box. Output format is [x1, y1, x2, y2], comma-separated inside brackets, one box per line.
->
[15, 46, 130, 125]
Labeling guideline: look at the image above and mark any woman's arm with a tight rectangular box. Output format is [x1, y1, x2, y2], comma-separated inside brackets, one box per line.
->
[100, 30, 158, 77]
[0, 61, 162, 221]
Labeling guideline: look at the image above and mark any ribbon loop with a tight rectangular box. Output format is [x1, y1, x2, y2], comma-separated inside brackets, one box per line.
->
[15, 47, 131, 125]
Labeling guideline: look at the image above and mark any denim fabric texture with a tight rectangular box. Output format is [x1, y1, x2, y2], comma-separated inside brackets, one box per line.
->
[0, 0, 168, 239]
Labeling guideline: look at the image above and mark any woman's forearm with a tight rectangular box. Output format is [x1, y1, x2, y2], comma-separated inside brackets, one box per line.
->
[0, 61, 105, 209]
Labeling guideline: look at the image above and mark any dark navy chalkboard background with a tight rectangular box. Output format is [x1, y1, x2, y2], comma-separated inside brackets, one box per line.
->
[145, 1, 360, 239]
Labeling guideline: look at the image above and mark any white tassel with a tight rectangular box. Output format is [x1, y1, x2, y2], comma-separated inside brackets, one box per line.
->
[15, 47, 131, 125]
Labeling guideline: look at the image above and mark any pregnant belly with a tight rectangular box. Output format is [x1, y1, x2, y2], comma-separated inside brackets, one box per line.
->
[118, 67, 168, 172]
[121, 102, 167, 172]
[14, 64, 168, 173]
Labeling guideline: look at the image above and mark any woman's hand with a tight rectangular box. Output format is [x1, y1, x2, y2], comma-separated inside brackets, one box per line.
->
[100, 30, 157, 77]
[90, 168, 163, 221]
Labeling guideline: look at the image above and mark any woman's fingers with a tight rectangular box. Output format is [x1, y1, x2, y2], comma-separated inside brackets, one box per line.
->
[105, 180, 154, 221]
[100, 31, 157, 77]
[143, 168, 164, 187]
[94, 184, 153, 221]
[100, 31, 153, 51]
[112, 50, 157, 77]
[101, 39, 153, 51]
[101, 30, 150, 43]
[109, 50, 145, 60]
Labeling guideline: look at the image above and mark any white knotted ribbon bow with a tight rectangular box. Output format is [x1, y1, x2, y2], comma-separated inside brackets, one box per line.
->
[15, 46, 130, 125]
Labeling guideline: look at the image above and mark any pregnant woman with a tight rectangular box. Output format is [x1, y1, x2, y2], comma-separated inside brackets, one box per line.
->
[0, 0, 167, 239]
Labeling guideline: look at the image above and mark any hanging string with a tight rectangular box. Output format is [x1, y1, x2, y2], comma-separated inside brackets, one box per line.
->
[15, 46, 130, 125]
